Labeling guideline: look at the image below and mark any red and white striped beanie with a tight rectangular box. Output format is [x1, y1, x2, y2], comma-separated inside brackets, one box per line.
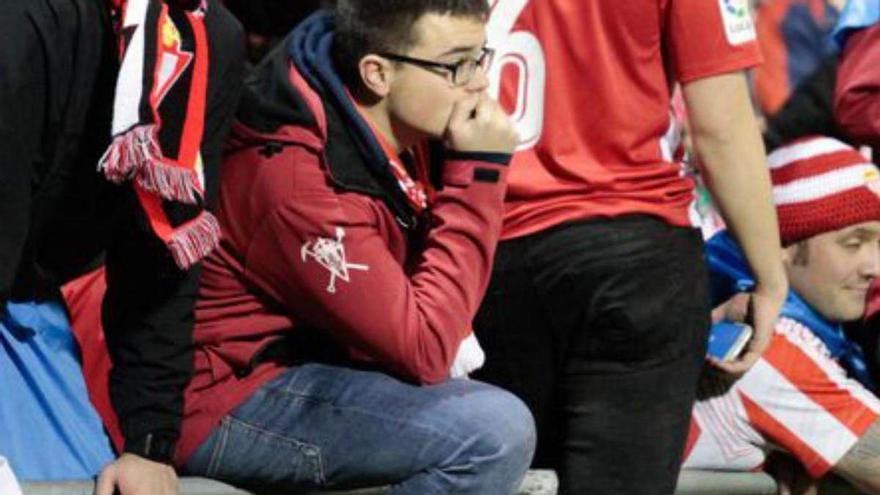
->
[768, 136, 880, 246]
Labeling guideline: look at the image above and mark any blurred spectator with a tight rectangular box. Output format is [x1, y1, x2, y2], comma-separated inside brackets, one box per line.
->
[754, 0, 844, 117]
[835, 6, 880, 160]
[224, 0, 325, 61]
[684, 137, 880, 495]
[0, 0, 245, 492]
[764, 60, 844, 151]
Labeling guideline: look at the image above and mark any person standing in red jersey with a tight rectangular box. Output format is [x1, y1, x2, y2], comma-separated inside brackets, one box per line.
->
[472, 1, 789, 493]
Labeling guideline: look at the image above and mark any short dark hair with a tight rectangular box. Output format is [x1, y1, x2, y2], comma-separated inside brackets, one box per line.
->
[333, 0, 488, 89]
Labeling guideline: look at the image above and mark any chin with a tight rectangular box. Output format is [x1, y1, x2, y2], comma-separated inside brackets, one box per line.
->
[838, 304, 867, 323]
[420, 126, 446, 142]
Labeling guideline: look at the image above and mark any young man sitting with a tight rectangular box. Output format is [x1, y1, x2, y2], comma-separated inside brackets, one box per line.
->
[174, 1, 535, 493]
[683, 136, 880, 494]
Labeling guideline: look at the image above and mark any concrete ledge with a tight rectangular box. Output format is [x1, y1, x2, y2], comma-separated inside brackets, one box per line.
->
[22, 470, 558, 495]
[21, 470, 864, 495]
[676, 471, 777, 494]
[22, 478, 250, 495]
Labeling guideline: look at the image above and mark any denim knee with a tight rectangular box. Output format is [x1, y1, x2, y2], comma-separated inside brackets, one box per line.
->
[453, 384, 537, 472]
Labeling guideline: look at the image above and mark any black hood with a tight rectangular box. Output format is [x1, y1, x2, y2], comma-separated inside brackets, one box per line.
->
[235, 10, 422, 229]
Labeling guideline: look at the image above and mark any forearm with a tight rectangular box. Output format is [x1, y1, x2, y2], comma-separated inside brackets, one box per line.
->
[685, 72, 787, 291]
[836, 419, 880, 495]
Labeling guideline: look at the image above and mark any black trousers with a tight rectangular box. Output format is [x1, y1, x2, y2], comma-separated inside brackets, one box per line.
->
[473, 215, 711, 495]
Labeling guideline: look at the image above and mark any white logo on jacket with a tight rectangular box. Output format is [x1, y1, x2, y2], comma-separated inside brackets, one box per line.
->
[301, 227, 369, 294]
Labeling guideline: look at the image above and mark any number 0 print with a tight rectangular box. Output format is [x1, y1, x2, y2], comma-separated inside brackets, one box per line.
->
[487, 0, 546, 150]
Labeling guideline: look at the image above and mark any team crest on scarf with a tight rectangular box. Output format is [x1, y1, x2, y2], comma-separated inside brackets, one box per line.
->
[301, 228, 370, 294]
[154, 17, 193, 104]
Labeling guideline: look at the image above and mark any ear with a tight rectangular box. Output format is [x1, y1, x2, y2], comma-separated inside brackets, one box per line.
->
[359, 54, 394, 98]
[781, 244, 793, 264]
[782, 241, 808, 268]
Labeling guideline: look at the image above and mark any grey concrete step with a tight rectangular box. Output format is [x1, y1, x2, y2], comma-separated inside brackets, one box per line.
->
[21, 469, 557, 495]
[21, 470, 866, 495]
[676, 471, 776, 494]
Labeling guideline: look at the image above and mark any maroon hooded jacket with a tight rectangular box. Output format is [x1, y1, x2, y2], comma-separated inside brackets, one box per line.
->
[175, 22, 512, 464]
[836, 23, 880, 158]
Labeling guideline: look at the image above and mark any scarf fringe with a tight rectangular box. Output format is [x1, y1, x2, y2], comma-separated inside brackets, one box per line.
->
[98, 125, 161, 183]
[167, 212, 221, 269]
[98, 125, 201, 204]
[137, 159, 200, 204]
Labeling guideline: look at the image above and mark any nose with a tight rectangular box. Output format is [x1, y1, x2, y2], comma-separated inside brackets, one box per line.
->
[861, 243, 880, 278]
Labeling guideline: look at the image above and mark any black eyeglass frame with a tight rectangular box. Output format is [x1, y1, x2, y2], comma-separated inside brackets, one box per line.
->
[379, 47, 495, 86]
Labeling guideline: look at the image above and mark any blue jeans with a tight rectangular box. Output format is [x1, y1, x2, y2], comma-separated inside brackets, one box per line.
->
[184, 364, 536, 494]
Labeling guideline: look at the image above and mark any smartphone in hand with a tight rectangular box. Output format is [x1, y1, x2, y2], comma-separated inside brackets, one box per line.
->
[707, 321, 753, 362]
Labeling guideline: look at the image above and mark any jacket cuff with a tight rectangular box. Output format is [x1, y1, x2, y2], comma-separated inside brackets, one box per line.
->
[443, 150, 512, 166]
[442, 152, 511, 187]
[124, 432, 178, 464]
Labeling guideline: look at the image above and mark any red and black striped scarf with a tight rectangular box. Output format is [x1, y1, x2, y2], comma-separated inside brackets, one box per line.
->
[99, 0, 219, 269]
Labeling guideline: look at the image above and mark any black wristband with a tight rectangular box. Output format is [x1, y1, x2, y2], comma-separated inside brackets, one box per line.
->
[124, 432, 177, 464]
[443, 150, 512, 166]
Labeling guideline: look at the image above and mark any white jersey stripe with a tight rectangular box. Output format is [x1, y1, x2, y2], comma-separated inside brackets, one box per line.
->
[659, 109, 679, 163]
[739, 359, 859, 466]
[768, 138, 854, 169]
[775, 319, 880, 415]
[772, 164, 876, 205]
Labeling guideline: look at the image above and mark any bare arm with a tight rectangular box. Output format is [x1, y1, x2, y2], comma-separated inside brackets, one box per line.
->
[835, 419, 880, 495]
[683, 71, 788, 374]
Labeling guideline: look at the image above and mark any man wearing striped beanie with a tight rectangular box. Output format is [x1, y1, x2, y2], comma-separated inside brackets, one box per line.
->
[683, 136, 880, 494]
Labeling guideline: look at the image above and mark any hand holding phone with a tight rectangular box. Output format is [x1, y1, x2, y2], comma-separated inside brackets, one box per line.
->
[707, 321, 753, 362]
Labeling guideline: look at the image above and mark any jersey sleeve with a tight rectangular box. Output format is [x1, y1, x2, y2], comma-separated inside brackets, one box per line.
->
[736, 320, 880, 478]
[667, 0, 764, 83]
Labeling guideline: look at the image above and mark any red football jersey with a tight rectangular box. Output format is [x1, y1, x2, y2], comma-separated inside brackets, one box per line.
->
[487, 0, 764, 239]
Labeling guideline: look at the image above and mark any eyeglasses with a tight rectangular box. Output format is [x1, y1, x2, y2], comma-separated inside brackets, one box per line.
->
[379, 47, 495, 87]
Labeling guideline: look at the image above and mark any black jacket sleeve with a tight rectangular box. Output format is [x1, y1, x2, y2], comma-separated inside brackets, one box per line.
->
[103, 0, 246, 459]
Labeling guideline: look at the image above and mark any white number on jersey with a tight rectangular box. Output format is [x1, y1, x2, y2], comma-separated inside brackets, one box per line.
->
[487, 0, 546, 150]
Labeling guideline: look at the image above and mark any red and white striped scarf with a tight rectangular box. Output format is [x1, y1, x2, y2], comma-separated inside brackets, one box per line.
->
[100, 0, 219, 269]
